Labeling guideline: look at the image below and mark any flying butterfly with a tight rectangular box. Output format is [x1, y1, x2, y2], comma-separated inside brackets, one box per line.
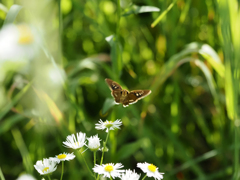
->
[105, 78, 151, 107]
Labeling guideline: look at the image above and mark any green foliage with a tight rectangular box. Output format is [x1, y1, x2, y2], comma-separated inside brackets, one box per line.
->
[0, 0, 239, 179]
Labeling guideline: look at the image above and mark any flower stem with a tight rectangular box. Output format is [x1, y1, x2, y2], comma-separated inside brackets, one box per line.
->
[79, 150, 95, 178]
[94, 151, 97, 178]
[110, 175, 113, 180]
[47, 175, 51, 180]
[142, 174, 147, 180]
[60, 161, 64, 180]
[100, 131, 110, 165]
[97, 131, 110, 180]
[94, 151, 96, 165]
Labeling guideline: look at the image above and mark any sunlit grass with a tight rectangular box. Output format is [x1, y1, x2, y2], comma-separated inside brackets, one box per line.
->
[0, 0, 239, 179]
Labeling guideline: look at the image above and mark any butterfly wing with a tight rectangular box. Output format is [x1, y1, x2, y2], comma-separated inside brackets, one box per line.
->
[105, 79, 123, 104]
[111, 90, 122, 104]
[105, 78, 151, 107]
[128, 90, 152, 104]
[105, 78, 122, 91]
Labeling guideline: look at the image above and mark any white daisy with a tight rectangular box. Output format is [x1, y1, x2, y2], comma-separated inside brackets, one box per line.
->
[51, 152, 75, 163]
[121, 169, 140, 180]
[34, 158, 57, 175]
[63, 132, 86, 150]
[0, 24, 39, 62]
[17, 174, 36, 180]
[87, 134, 101, 152]
[95, 119, 122, 132]
[93, 163, 124, 179]
[137, 162, 164, 180]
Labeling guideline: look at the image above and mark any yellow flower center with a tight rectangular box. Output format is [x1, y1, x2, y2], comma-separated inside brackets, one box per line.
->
[148, 164, 157, 172]
[105, 121, 113, 128]
[104, 164, 114, 172]
[42, 167, 49, 173]
[73, 141, 80, 146]
[57, 154, 67, 159]
[17, 25, 34, 44]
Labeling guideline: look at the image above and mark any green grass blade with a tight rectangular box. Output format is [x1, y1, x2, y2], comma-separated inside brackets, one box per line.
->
[3, 4, 22, 26]
[151, 0, 177, 28]
[12, 128, 33, 173]
[105, 35, 122, 78]
[0, 167, 5, 180]
[0, 82, 32, 121]
[102, 98, 115, 115]
[122, 5, 160, 16]
[0, 114, 25, 135]
[0, 3, 8, 13]
[117, 138, 145, 160]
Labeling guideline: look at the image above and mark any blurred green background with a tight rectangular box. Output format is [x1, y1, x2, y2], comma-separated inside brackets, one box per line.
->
[0, 0, 239, 179]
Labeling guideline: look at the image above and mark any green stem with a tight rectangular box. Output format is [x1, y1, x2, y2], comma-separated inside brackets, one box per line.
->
[116, 0, 121, 37]
[100, 131, 110, 165]
[94, 151, 96, 165]
[110, 175, 113, 180]
[234, 125, 239, 178]
[80, 150, 95, 178]
[60, 161, 64, 180]
[58, 0, 62, 62]
[142, 174, 147, 180]
[97, 131, 110, 180]
[47, 175, 51, 180]
[94, 151, 97, 178]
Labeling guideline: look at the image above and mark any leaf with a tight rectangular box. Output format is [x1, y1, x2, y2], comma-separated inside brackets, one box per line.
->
[197, 44, 225, 77]
[150, 42, 223, 107]
[122, 5, 160, 16]
[3, 4, 22, 26]
[105, 35, 122, 78]
[0, 114, 24, 135]
[0, 82, 32, 121]
[33, 89, 63, 123]
[102, 98, 115, 115]
[0, 3, 8, 13]
[194, 60, 218, 102]
[117, 139, 145, 160]
[151, 0, 176, 27]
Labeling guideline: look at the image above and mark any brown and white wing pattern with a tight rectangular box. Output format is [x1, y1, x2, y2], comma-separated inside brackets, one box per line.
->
[105, 78, 122, 91]
[127, 90, 152, 105]
[105, 78, 151, 107]
[111, 90, 122, 104]
[105, 78, 122, 104]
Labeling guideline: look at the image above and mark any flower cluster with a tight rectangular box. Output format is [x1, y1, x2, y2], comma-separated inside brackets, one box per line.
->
[33, 119, 165, 180]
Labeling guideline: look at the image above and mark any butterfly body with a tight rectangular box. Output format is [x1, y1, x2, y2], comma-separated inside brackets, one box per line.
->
[105, 78, 151, 107]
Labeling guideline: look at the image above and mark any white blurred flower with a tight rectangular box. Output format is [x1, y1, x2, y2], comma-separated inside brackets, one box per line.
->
[34, 158, 57, 175]
[121, 169, 140, 180]
[63, 132, 86, 150]
[51, 152, 75, 163]
[87, 134, 101, 151]
[137, 162, 164, 180]
[16, 174, 36, 180]
[47, 65, 66, 86]
[0, 24, 39, 62]
[93, 163, 124, 179]
[95, 119, 122, 132]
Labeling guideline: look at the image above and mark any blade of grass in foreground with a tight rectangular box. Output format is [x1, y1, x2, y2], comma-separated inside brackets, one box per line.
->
[12, 128, 33, 173]
[3, 4, 22, 26]
[151, 0, 177, 28]
[0, 3, 8, 13]
[217, 0, 240, 179]
[0, 167, 5, 180]
[0, 82, 32, 121]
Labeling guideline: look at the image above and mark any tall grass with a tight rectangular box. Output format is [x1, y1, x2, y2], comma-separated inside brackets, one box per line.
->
[0, 0, 239, 179]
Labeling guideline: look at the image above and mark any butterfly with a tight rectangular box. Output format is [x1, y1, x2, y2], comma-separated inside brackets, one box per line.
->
[105, 78, 151, 107]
